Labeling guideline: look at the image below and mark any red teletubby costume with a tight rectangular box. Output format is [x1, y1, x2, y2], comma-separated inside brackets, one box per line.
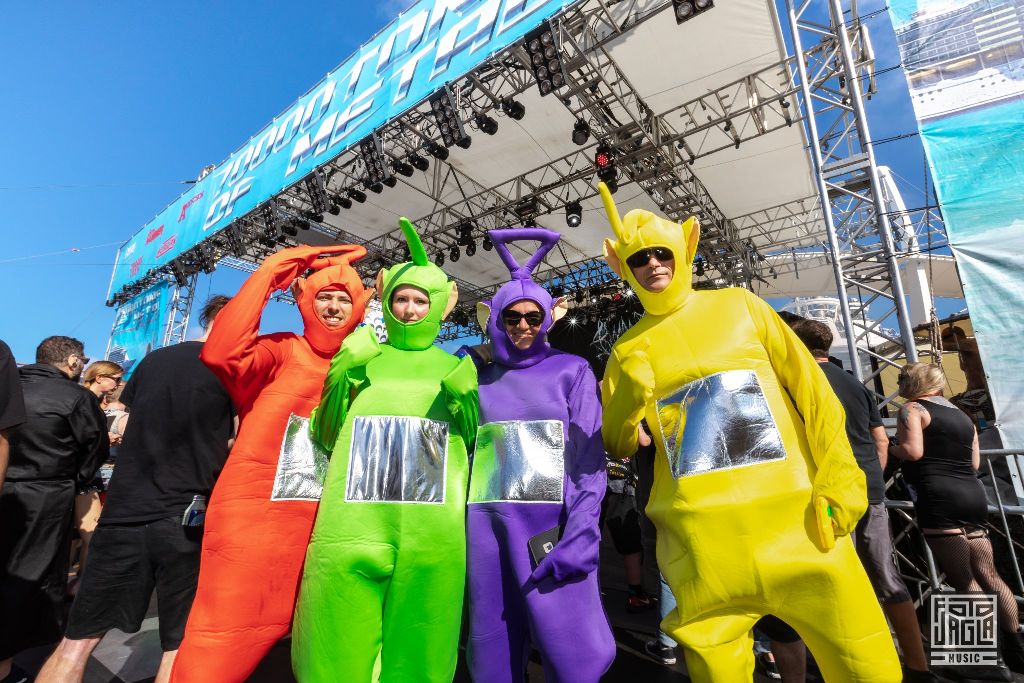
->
[170, 245, 372, 683]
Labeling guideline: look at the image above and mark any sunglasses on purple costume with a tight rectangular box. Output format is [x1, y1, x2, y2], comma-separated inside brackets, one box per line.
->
[502, 311, 545, 328]
[625, 247, 674, 269]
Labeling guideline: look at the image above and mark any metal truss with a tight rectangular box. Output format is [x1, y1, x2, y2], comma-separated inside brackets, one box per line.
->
[783, 0, 920, 391]
[162, 273, 197, 346]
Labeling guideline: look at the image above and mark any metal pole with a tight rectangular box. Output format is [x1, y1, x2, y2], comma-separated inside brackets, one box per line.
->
[987, 457, 1024, 594]
[784, 0, 864, 380]
[826, 0, 919, 363]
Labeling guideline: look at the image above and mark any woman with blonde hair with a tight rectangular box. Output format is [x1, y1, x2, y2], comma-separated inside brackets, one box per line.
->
[891, 362, 1024, 674]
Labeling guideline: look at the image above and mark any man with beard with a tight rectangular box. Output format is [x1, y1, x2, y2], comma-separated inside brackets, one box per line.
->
[1, 336, 108, 683]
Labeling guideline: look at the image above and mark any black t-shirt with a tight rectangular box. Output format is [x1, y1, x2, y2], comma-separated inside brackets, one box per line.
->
[0, 340, 26, 432]
[818, 360, 885, 503]
[101, 341, 234, 523]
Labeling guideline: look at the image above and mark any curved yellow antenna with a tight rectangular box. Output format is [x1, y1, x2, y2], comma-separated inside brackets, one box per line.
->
[598, 181, 626, 241]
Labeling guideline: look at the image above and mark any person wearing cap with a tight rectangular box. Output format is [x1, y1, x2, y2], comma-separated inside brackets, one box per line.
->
[461, 227, 614, 683]
[291, 218, 478, 683]
[168, 244, 372, 683]
[597, 182, 900, 682]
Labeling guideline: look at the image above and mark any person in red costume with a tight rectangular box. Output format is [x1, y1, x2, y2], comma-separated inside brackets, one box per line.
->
[170, 244, 372, 683]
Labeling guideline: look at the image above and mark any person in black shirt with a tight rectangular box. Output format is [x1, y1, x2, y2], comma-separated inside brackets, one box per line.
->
[38, 296, 234, 683]
[0, 340, 25, 487]
[892, 361, 1024, 674]
[0, 336, 108, 683]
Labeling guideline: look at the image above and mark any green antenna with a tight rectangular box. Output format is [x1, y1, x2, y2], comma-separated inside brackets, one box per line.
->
[398, 217, 429, 266]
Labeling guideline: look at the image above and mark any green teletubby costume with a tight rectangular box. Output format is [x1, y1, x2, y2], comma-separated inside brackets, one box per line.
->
[291, 218, 479, 683]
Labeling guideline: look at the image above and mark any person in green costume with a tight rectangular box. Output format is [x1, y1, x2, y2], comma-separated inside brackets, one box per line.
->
[291, 217, 478, 683]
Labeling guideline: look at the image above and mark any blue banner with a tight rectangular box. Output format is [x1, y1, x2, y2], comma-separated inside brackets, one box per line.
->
[109, 0, 571, 298]
[890, 0, 1024, 450]
[108, 281, 171, 376]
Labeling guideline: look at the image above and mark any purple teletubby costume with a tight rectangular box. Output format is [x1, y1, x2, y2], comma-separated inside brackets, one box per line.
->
[464, 227, 615, 683]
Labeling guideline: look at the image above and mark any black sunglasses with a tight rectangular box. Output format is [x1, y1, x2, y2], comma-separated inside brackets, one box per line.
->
[625, 247, 674, 269]
[502, 311, 545, 327]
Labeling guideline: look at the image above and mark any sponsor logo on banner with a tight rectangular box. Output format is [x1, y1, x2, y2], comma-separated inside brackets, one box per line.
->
[155, 234, 177, 258]
[930, 593, 998, 665]
[108, 0, 570, 300]
[130, 257, 143, 277]
[145, 224, 165, 244]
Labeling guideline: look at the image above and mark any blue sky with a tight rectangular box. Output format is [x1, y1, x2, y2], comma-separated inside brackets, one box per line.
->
[0, 0, 953, 363]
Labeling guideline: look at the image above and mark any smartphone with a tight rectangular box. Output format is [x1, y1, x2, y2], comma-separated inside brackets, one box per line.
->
[528, 526, 562, 567]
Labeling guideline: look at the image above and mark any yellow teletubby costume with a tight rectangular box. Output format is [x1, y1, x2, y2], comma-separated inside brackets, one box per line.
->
[598, 182, 900, 682]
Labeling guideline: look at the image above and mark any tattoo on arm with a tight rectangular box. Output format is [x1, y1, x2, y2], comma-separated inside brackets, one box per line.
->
[899, 402, 927, 426]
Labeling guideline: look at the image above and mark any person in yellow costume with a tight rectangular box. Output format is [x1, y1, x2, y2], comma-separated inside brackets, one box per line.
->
[597, 181, 900, 682]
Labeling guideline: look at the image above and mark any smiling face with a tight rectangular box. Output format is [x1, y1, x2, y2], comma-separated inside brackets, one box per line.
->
[390, 284, 431, 324]
[627, 247, 676, 292]
[313, 289, 354, 329]
[502, 299, 544, 350]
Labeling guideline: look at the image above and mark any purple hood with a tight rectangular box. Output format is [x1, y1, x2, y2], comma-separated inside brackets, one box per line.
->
[485, 227, 561, 369]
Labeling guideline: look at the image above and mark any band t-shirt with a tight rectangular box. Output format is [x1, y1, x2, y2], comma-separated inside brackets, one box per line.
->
[100, 341, 234, 524]
[818, 360, 885, 503]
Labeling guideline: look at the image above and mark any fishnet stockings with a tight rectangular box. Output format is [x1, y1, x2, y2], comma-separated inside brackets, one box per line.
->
[926, 529, 1021, 632]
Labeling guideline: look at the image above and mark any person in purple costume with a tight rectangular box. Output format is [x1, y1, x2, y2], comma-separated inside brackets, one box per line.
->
[461, 227, 615, 683]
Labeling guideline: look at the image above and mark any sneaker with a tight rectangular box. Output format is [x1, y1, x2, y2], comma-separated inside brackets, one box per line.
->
[626, 593, 657, 613]
[755, 651, 782, 680]
[644, 640, 677, 665]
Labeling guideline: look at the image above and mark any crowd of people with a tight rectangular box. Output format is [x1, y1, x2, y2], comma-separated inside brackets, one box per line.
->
[0, 190, 1019, 683]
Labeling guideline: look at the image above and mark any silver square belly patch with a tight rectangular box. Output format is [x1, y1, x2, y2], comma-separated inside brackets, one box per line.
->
[270, 413, 331, 501]
[469, 420, 565, 504]
[656, 369, 786, 478]
[345, 415, 449, 503]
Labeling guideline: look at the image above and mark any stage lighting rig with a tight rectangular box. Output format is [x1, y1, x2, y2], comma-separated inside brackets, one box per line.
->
[482, 234, 493, 251]
[367, 181, 384, 194]
[500, 97, 525, 120]
[383, 176, 398, 188]
[673, 0, 713, 24]
[281, 222, 299, 237]
[572, 119, 590, 145]
[358, 133, 394, 189]
[429, 87, 470, 149]
[449, 245, 461, 263]
[408, 153, 429, 171]
[326, 202, 341, 215]
[473, 112, 498, 135]
[331, 193, 352, 210]
[595, 143, 619, 193]
[348, 188, 367, 203]
[392, 159, 414, 177]
[435, 250, 445, 266]
[565, 201, 582, 228]
[426, 142, 449, 161]
[524, 22, 566, 97]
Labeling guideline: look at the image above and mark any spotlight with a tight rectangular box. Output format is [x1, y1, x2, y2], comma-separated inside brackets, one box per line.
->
[500, 97, 525, 120]
[330, 193, 351, 210]
[368, 182, 384, 194]
[435, 250, 445, 266]
[383, 176, 397, 188]
[348, 188, 367, 203]
[305, 211, 323, 223]
[408, 153, 429, 171]
[673, 0, 713, 24]
[474, 112, 498, 135]
[429, 87, 470, 149]
[449, 245, 461, 263]
[295, 219, 311, 231]
[572, 119, 590, 145]
[392, 160, 414, 177]
[595, 142, 619, 192]
[455, 135, 472, 149]
[327, 203, 341, 216]
[482, 234, 493, 251]
[426, 143, 449, 161]
[524, 22, 566, 97]
[565, 201, 582, 228]
[281, 222, 298, 237]
[695, 258, 705, 276]
[358, 133, 394, 188]
[466, 240, 477, 257]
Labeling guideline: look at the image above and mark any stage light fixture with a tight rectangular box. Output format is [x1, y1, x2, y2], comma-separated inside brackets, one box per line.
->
[572, 119, 590, 145]
[368, 182, 384, 194]
[435, 250, 445, 266]
[429, 87, 470, 149]
[305, 211, 324, 223]
[171, 260, 188, 287]
[474, 112, 498, 135]
[281, 222, 298, 237]
[595, 142, 619, 193]
[500, 97, 525, 120]
[358, 133, 394, 189]
[565, 201, 583, 228]
[426, 142, 449, 161]
[482, 234, 493, 251]
[449, 245, 461, 263]
[455, 135, 472, 149]
[392, 159, 414, 177]
[695, 258, 705, 276]
[408, 153, 429, 171]
[296, 218, 311, 231]
[673, 0, 713, 24]
[383, 176, 397, 188]
[524, 22, 566, 97]
[327, 202, 341, 215]
[466, 240, 477, 257]
[348, 188, 367, 203]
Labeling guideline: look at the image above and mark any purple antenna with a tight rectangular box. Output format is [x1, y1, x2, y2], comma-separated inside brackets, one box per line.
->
[488, 227, 560, 280]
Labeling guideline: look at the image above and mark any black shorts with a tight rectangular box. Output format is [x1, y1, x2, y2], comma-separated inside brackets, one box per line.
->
[600, 491, 643, 555]
[854, 502, 912, 604]
[66, 517, 203, 650]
